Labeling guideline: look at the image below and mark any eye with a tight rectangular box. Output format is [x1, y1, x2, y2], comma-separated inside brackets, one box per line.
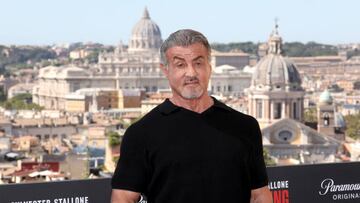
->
[175, 63, 185, 68]
[195, 61, 203, 67]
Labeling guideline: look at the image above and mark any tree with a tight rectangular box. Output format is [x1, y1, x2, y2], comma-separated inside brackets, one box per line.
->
[263, 148, 276, 166]
[211, 41, 338, 57]
[107, 131, 121, 147]
[211, 42, 258, 54]
[0, 89, 6, 102]
[283, 42, 337, 57]
[304, 107, 317, 123]
[344, 113, 360, 140]
[84, 51, 99, 63]
[347, 49, 360, 59]
[1, 93, 43, 110]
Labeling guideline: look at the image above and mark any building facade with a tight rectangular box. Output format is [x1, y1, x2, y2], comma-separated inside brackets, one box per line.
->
[247, 24, 305, 128]
[33, 8, 255, 110]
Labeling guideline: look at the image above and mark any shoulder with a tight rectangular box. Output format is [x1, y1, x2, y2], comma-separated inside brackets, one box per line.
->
[126, 100, 167, 133]
[121, 107, 161, 147]
[213, 100, 261, 137]
[232, 111, 261, 136]
[216, 99, 258, 126]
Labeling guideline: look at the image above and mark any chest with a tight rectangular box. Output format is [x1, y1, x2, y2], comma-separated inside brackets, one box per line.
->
[148, 115, 252, 169]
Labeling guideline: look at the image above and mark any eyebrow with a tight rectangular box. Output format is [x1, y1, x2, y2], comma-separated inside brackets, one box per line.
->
[172, 56, 185, 62]
[172, 56, 205, 62]
[192, 56, 205, 62]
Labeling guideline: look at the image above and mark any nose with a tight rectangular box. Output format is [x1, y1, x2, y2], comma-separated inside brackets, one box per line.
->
[185, 64, 198, 77]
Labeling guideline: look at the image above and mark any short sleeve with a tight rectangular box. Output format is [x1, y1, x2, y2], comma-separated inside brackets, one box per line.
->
[111, 125, 149, 192]
[248, 116, 269, 189]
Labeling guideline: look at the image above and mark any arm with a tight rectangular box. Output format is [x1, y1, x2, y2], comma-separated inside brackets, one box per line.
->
[111, 125, 149, 202]
[111, 189, 141, 203]
[250, 186, 272, 203]
[248, 116, 272, 203]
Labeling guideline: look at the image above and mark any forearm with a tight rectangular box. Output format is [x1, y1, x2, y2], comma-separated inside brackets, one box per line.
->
[250, 186, 273, 203]
[111, 189, 141, 203]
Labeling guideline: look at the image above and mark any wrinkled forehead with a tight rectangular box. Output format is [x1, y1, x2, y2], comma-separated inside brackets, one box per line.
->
[165, 43, 209, 62]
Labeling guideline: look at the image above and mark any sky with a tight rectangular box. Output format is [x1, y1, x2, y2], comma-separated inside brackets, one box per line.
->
[0, 0, 359, 45]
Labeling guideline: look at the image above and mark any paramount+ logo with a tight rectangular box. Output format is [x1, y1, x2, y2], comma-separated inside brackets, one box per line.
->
[319, 178, 360, 201]
[268, 180, 289, 203]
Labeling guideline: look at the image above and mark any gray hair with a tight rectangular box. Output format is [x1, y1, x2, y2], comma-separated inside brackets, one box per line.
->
[160, 29, 211, 66]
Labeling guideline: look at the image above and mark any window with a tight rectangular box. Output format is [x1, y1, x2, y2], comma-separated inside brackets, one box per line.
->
[256, 100, 263, 118]
[72, 82, 80, 92]
[278, 130, 293, 142]
[274, 102, 282, 119]
[323, 113, 330, 126]
[293, 102, 297, 119]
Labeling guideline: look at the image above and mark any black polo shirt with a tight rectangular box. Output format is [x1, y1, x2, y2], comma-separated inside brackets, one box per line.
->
[112, 97, 268, 203]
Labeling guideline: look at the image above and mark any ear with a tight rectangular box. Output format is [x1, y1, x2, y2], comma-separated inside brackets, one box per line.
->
[160, 63, 169, 78]
[208, 64, 212, 77]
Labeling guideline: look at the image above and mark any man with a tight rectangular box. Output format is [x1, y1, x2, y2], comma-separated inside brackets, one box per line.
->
[111, 29, 272, 203]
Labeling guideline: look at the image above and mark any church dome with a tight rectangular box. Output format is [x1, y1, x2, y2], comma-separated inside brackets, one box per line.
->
[251, 24, 302, 91]
[128, 8, 162, 52]
[319, 89, 333, 104]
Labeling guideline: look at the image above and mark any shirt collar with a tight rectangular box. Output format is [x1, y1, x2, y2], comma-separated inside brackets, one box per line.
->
[159, 98, 181, 115]
[159, 96, 232, 115]
[211, 96, 233, 112]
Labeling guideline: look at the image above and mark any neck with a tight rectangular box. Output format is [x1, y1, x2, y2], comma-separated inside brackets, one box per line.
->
[170, 93, 214, 113]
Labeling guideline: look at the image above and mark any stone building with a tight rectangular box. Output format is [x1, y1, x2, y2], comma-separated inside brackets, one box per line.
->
[97, 8, 168, 92]
[317, 89, 346, 141]
[33, 65, 93, 110]
[210, 65, 252, 97]
[33, 8, 256, 110]
[211, 50, 250, 69]
[247, 24, 342, 165]
[247, 24, 305, 128]
[262, 118, 340, 165]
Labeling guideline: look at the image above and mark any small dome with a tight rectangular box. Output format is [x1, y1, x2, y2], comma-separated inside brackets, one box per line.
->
[319, 89, 333, 104]
[251, 24, 302, 91]
[128, 7, 162, 52]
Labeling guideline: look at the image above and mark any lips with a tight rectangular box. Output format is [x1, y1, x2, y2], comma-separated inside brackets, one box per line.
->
[184, 81, 199, 85]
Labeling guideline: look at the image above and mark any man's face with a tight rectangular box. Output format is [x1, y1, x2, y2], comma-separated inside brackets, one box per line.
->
[161, 43, 211, 100]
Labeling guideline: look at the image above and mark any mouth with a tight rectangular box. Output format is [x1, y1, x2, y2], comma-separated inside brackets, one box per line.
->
[184, 81, 199, 86]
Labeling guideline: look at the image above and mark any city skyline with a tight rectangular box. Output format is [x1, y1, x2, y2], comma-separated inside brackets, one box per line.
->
[0, 0, 359, 45]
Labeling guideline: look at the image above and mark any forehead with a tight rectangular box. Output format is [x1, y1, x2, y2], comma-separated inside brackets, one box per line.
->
[165, 43, 208, 61]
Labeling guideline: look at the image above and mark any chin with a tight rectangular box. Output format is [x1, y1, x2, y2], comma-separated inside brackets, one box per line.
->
[181, 90, 204, 100]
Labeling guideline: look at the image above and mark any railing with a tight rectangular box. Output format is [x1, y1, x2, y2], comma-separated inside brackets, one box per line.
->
[1, 162, 360, 203]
